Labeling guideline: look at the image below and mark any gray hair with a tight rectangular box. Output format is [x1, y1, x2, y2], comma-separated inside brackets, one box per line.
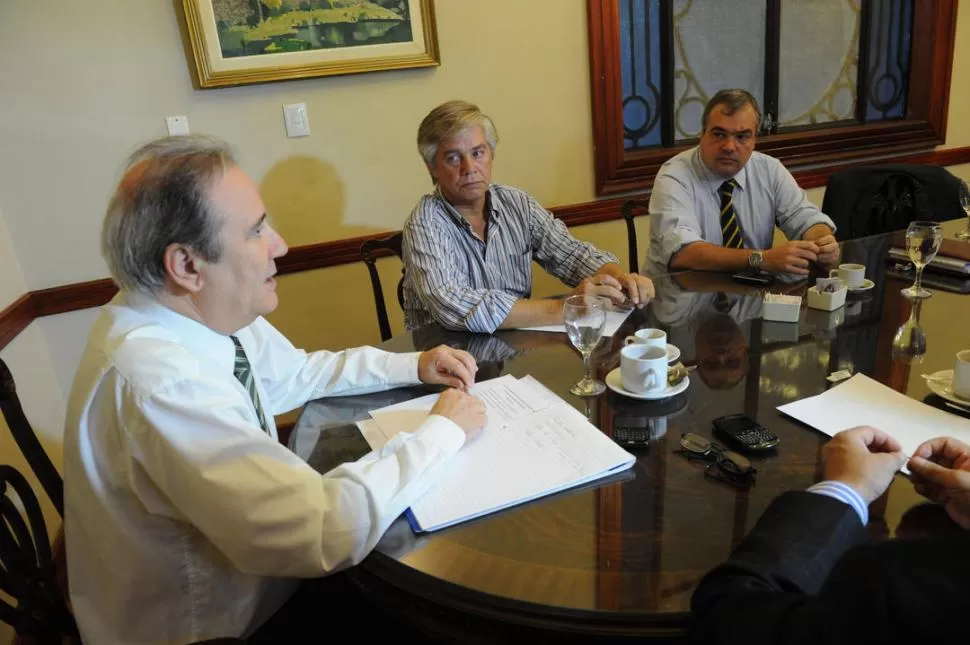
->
[702, 89, 763, 133]
[101, 135, 235, 294]
[417, 100, 499, 182]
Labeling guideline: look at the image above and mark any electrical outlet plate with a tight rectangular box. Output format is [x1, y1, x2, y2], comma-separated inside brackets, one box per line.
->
[282, 103, 310, 137]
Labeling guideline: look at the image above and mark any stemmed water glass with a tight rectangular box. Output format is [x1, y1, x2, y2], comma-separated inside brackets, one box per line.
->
[563, 295, 607, 396]
[901, 221, 943, 300]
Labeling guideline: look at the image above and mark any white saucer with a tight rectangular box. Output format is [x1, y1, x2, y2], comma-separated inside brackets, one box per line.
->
[666, 343, 681, 364]
[847, 279, 875, 292]
[923, 370, 970, 406]
[605, 367, 690, 401]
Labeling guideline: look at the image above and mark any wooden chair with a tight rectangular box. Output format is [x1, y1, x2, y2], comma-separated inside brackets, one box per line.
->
[621, 199, 650, 274]
[1, 360, 245, 644]
[0, 359, 63, 518]
[361, 232, 405, 342]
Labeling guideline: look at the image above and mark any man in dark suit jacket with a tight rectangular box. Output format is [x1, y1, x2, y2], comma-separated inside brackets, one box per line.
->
[691, 428, 970, 644]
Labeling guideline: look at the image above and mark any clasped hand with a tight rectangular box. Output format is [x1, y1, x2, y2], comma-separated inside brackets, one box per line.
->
[573, 272, 656, 307]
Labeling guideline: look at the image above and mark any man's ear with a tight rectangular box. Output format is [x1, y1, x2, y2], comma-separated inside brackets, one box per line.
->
[163, 243, 205, 294]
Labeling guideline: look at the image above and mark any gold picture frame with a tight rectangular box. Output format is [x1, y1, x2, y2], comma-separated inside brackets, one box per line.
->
[179, 0, 439, 89]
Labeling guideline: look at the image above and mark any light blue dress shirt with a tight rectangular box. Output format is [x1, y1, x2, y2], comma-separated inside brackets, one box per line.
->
[646, 147, 836, 275]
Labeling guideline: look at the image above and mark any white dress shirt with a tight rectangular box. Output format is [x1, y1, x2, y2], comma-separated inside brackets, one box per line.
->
[647, 147, 835, 274]
[63, 292, 465, 644]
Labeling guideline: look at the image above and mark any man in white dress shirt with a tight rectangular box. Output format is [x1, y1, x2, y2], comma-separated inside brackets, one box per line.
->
[63, 135, 487, 644]
[647, 89, 839, 276]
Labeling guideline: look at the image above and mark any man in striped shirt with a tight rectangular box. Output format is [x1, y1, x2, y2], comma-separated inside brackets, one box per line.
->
[402, 100, 654, 333]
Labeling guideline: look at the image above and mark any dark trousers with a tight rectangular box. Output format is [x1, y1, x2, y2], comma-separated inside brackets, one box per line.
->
[248, 571, 427, 643]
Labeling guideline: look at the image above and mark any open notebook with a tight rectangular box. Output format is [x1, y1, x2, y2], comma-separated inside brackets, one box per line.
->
[360, 374, 635, 533]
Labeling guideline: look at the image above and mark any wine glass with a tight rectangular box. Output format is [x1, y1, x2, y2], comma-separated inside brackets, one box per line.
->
[563, 295, 607, 396]
[958, 180, 970, 240]
[901, 221, 943, 300]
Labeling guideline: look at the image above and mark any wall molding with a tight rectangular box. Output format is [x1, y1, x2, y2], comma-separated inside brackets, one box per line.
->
[2, 145, 969, 352]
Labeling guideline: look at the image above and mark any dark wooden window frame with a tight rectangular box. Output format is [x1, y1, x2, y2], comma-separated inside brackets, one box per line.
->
[587, 0, 959, 195]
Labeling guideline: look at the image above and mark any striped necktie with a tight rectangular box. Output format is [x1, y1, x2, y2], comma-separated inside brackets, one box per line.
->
[719, 179, 744, 249]
[230, 336, 269, 434]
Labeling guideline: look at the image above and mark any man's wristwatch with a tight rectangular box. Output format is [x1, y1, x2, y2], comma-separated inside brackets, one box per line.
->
[748, 250, 764, 270]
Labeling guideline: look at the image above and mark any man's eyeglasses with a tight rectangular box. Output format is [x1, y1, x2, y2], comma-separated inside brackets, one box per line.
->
[676, 432, 757, 487]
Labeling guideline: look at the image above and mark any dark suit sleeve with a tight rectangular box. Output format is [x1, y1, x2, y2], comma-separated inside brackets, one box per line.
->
[691, 491, 970, 645]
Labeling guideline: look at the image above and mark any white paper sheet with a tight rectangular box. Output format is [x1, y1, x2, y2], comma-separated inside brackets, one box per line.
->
[777, 374, 970, 472]
[360, 374, 635, 532]
[368, 374, 549, 445]
[518, 306, 634, 336]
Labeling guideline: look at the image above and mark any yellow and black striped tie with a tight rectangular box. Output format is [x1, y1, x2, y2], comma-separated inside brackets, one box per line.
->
[719, 179, 744, 249]
[231, 335, 269, 434]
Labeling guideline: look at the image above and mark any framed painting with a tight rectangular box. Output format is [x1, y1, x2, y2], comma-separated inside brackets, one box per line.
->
[179, 0, 439, 88]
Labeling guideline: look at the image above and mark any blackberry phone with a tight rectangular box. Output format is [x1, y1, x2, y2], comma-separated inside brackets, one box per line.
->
[712, 413, 780, 452]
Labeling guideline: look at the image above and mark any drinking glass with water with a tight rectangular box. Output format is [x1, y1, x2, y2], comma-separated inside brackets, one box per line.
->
[564, 295, 607, 396]
[902, 221, 943, 300]
[957, 180, 970, 241]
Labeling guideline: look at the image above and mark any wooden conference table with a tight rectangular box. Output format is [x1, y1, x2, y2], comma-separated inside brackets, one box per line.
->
[290, 220, 969, 643]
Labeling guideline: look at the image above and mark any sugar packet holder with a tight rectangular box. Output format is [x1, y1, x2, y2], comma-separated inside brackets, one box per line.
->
[762, 293, 801, 323]
[806, 276, 847, 312]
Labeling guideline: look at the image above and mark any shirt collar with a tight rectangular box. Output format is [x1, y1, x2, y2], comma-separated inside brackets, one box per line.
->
[119, 291, 236, 374]
[433, 184, 500, 230]
[691, 146, 748, 193]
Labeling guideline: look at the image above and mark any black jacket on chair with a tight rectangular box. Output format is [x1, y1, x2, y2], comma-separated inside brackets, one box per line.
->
[690, 491, 970, 645]
[821, 165, 963, 240]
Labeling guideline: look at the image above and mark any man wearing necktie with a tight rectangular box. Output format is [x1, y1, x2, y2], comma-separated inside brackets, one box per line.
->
[63, 135, 487, 644]
[647, 89, 839, 276]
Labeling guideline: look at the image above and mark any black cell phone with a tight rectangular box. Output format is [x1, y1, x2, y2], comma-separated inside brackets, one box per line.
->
[712, 413, 780, 452]
[612, 424, 653, 447]
[731, 270, 774, 286]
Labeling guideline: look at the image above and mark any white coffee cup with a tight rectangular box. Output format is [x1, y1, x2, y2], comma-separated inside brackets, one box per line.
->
[624, 327, 667, 350]
[620, 344, 668, 394]
[953, 350, 970, 399]
[829, 263, 866, 289]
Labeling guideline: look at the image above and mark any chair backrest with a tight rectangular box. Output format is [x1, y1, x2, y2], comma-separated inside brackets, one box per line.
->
[621, 199, 650, 274]
[1, 465, 79, 644]
[821, 165, 962, 240]
[360, 232, 405, 342]
[0, 359, 63, 518]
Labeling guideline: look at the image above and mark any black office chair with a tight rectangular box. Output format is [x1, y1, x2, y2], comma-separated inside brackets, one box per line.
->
[361, 232, 405, 342]
[621, 199, 650, 274]
[821, 165, 962, 240]
[0, 358, 62, 519]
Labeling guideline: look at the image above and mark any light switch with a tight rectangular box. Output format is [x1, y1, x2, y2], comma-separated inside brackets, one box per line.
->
[165, 115, 190, 136]
[282, 103, 310, 137]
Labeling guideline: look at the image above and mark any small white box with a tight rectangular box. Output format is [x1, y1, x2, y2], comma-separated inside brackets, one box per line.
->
[806, 286, 847, 312]
[762, 293, 801, 323]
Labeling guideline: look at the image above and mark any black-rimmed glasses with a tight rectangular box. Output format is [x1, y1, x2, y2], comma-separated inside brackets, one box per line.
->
[676, 432, 756, 487]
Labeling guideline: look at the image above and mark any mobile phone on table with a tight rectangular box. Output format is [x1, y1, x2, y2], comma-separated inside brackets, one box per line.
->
[712, 413, 780, 452]
[731, 270, 774, 286]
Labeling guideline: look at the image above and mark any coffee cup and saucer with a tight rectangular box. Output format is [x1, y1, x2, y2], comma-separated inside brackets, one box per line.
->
[830, 263, 875, 293]
[606, 343, 690, 401]
[623, 327, 681, 364]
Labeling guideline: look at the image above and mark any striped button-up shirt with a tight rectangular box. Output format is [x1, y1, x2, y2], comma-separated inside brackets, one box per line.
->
[402, 184, 618, 333]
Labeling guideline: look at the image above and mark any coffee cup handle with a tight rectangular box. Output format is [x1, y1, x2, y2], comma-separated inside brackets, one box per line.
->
[829, 269, 839, 278]
[624, 336, 636, 346]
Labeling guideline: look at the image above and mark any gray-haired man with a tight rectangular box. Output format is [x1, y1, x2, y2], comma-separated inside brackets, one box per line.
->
[402, 100, 655, 333]
[64, 135, 486, 643]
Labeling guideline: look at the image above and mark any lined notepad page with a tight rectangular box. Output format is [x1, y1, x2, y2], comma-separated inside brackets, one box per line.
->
[363, 375, 635, 532]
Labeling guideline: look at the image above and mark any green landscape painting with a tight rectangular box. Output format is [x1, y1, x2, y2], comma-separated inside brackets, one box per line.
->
[211, 0, 414, 57]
